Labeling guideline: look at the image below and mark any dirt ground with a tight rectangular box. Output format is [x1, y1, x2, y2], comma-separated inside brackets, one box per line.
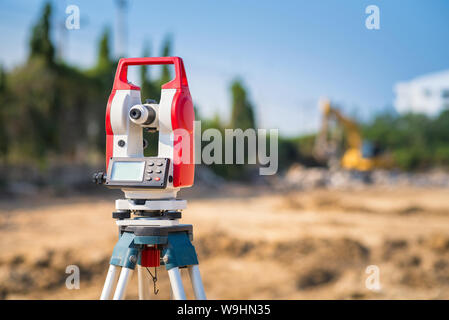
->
[1, 184, 449, 300]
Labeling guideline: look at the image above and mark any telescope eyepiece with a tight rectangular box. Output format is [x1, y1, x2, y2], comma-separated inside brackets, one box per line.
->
[130, 109, 142, 120]
[129, 104, 157, 126]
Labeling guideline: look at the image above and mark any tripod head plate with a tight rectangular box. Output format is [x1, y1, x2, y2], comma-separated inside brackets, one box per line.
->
[115, 199, 187, 211]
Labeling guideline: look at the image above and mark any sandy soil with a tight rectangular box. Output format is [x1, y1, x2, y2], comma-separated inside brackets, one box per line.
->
[1, 185, 449, 299]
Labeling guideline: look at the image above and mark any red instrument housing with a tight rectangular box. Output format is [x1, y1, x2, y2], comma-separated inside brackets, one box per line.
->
[105, 57, 195, 188]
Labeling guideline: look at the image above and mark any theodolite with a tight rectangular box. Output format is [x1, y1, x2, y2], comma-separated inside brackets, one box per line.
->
[94, 57, 205, 300]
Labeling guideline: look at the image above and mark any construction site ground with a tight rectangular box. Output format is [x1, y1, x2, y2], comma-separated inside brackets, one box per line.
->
[1, 183, 449, 299]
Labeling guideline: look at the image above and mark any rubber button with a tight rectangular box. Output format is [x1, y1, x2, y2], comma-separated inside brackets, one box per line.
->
[154, 177, 160, 181]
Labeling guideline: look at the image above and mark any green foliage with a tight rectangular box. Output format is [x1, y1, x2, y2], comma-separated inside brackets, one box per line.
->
[85, 27, 118, 154]
[7, 57, 59, 161]
[0, 2, 113, 165]
[4, 56, 104, 165]
[87, 28, 116, 93]
[159, 35, 173, 88]
[96, 28, 115, 75]
[430, 110, 449, 146]
[200, 113, 246, 180]
[295, 134, 317, 158]
[230, 80, 255, 130]
[276, 135, 321, 170]
[0, 65, 8, 157]
[207, 80, 255, 180]
[362, 111, 449, 170]
[434, 145, 449, 165]
[139, 42, 160, 102]
[29, 3, 54, 65]
[0, 65, 5, 92]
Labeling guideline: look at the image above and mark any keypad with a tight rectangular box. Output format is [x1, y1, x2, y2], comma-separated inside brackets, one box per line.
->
[143, 158, 169, 188]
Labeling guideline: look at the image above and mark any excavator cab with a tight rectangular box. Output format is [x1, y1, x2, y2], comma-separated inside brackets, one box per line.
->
[361, 141, 384, 158]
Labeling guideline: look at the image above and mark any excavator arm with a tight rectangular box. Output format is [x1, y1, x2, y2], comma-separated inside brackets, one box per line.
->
[314, 98, 388, 171]
[321, 99, 362, 151]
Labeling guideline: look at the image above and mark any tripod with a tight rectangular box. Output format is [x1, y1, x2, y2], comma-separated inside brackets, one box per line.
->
[100, 208, 206, 300]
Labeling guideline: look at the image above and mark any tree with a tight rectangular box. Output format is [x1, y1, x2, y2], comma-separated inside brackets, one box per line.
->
[206, 79, 258, 180]
[85, 27, 117, 153]
[159, 35, 173, 86]
[140, 42, 159, 101]
[0, 65, 8, 158]
[29, 2, 54, 65]
[96, 28, 114, 74]
[0, 65, 5, 92]
[230, 79, 256, 130]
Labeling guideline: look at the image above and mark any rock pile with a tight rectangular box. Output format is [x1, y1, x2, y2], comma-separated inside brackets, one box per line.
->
[284, 164, 449, 190]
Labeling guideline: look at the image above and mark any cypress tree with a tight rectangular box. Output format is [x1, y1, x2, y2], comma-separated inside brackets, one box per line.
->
[29, 2, 54, 65]
[159, 35, 173, 86]
[230, 80, 256, 130]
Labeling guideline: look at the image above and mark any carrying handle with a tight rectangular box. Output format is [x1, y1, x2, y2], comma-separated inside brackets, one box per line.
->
[113, 56, 188, 90]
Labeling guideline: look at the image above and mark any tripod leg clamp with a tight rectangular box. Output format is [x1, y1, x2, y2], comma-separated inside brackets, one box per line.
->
[162, 232, 199, 270]
[110, 232, 139, 269]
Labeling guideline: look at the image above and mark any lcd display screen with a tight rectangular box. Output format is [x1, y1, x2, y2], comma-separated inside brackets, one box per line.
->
[110, 161, 145, 181]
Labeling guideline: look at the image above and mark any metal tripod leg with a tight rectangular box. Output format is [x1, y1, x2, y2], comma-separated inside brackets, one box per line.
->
[188, 265, 207, 300]
[137, 265, 151, 300]
[169, 285, 174, 300]
[168, 267, 187, 300]
[100, 264, 119, 300]
[113, 267, 133, 300]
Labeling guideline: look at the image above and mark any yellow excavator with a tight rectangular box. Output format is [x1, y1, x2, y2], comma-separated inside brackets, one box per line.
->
[314, 98, 393, 171]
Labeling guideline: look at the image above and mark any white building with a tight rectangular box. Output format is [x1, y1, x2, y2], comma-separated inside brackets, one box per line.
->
[394, 70, 449, 116]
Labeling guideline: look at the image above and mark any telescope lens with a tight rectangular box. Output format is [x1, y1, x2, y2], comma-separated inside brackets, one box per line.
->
[129, 104, 156, 125]
[130, 109, 142, 120]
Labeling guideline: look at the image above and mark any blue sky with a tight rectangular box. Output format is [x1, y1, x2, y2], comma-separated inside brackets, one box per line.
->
[1, 0, 449, 136]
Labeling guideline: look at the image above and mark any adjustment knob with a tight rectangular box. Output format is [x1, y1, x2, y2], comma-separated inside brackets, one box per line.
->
[92, 172, 106, 185]
[112, 211, 131, 219]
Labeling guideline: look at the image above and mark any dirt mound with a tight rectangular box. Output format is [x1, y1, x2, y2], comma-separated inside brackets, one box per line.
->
[0, 249, 108, 299]
[382, 239, 409, 259]
[373, 234, 449, 290]
[296, 267, 339, 289]
[424, 234, 449, 253]
[197, 231, 370, 291]
[195, 230, 259, 258]
[281, 192, 376, 213]
[197, 231, 369, 264]
[197, 229, 449, 293]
